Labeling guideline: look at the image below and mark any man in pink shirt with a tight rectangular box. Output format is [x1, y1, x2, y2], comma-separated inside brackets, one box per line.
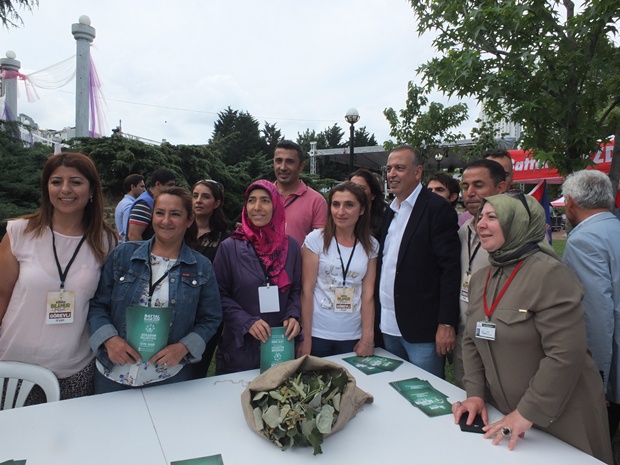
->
[273, 140, 327, 245]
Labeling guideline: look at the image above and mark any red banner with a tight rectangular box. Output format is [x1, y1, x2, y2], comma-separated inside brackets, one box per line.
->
[510, 139, 615, 184]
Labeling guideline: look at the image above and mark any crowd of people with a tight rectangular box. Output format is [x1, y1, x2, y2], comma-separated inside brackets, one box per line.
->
[0, 142, 618, 464]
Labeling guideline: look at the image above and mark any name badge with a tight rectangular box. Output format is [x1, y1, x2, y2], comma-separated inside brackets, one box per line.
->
[258, 285, 280, 313]
[460, 272, 471, 303]
[46, 291, 75, 324]
[334, 287, 354, 313]
[475, 321, 496, 340]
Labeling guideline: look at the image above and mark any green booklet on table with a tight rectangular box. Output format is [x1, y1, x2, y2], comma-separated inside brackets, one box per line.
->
[260, 326, 294, 373]
[390, 377, 452, 417]
[342, 355, 403, 375]
[0, 460, 27, 465]
[125, 305, 172, 361]
[171, 454, 224, 465]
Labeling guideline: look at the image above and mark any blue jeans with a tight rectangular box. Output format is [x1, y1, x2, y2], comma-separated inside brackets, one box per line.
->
[94, 365, 192, 394]
[311, 337, 357, 358]
[382, 334, 445, 379]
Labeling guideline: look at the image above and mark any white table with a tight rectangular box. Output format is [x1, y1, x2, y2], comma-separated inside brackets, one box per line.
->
[0, 349, 604, 464]
[0, 389, 166, 465]
[142, 348, 603, 464]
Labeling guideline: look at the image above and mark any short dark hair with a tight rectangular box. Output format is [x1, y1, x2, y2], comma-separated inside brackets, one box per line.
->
[483, 149, 512, 164]
[123, 174, 144, 193]
[275, 140, 305, 163]
[428, 172, 460, 205]
[149, 168, 176, 187]
[463, 159, 506, 186]
[390, 144, 421, 167]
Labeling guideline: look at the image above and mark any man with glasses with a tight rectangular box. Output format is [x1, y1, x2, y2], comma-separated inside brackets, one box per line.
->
[453, 158, 507, 387]
[127, 168, 176, 241]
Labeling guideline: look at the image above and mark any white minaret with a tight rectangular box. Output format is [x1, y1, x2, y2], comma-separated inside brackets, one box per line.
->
[0, 50, 21, 121]
[71, 15, 95, 138]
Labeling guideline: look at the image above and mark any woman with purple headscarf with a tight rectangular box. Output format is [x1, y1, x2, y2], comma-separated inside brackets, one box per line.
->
[213, 180, 302, 374]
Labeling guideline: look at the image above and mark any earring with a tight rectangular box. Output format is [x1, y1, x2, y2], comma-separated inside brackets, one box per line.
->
[89, 196, 93, 203]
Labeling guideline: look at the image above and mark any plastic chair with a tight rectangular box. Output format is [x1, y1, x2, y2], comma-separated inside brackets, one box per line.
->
[0, 361, 61, 410]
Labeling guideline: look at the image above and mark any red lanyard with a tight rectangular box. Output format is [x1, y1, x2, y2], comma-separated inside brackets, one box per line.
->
[483, 260, 524, 319]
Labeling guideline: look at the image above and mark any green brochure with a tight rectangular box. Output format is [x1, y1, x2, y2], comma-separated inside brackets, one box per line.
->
[260, 326, 294, 373]
[390, 377, 452, 417]
[342, 355, 403, 375]
[171, 454, 224, 465]
[125, 305, 172, 361]
[0, 461, 27, 465]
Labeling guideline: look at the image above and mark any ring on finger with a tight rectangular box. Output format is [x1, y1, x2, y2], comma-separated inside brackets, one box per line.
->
[501, 426, 512, 437]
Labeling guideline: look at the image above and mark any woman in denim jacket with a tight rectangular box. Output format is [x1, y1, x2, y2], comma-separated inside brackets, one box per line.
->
[88, 187, 222, 393]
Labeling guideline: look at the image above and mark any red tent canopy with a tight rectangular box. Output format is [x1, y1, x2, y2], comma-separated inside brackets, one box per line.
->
[509, 139, 615, 184]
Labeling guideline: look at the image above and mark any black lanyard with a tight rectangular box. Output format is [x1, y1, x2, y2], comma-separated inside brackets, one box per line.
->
[148, 253, 174, 307]
[51, 228, 86, 290]
[467, 228, 482, 274]
[335, 238, 357, 287]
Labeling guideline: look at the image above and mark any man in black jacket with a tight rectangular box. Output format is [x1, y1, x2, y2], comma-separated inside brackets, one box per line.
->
[375, 145, 461, 378]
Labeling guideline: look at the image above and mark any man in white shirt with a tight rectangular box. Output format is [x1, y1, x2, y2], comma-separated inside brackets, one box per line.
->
[375, 145, 460, 378]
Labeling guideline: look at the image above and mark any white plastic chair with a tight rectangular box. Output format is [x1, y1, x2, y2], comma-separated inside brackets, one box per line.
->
[0, 361, 61, 410]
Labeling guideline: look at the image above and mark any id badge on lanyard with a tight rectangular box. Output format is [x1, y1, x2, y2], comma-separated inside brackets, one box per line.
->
[46, 290, 75, 324]
[334, 286, 355, 313]
[259, 284, 280, 313]
[47, 229, 86, 325]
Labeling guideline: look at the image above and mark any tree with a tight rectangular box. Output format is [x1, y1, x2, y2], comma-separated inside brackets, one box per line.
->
[260, 121, 283, 156]
[383, 81, 469, 160]
[0, 0, 37, 28]
[0, 122, 49, 228]
[319, 124, 345, 149]
[210, 107, 265, 165]
[409, 0, 620, 194]
[350, 126, 378, 147]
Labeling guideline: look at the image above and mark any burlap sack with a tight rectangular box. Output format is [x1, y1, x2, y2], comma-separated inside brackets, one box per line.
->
[241, 355, 373, 442]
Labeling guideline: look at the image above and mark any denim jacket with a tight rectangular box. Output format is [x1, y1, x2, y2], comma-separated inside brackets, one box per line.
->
[88, 238, 222, 370]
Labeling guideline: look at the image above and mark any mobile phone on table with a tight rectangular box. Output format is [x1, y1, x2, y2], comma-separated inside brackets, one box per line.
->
[459, 413, 485, 434]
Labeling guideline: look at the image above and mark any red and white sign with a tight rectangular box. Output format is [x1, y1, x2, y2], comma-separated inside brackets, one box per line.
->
[509, 139, 615, 184]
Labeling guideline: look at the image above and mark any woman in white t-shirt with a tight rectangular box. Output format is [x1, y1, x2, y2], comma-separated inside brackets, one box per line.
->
[297, 181, 378, 358]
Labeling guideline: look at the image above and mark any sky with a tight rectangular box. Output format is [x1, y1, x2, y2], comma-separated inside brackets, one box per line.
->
[0, 0, 480, 146]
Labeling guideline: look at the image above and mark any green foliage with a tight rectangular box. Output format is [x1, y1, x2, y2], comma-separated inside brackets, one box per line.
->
[0, 0, 37, 28]
[352, 126, 378, 147]
[383, 81, 468, 161]
[409, 0, 620, 177]
[0, 124, 49, 225]
[251, 370, 348, 455]
[210, 107, 266, 165]
[467, 118, 503, 161]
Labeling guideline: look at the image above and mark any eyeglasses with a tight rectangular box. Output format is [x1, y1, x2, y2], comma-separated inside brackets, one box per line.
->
[198, 179, 224, 193]
[506, 189, 531, 221]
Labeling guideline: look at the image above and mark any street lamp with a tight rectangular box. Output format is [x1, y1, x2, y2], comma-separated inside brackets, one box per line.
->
[434, 152, 444, 172]
[345, 108, 360, 172]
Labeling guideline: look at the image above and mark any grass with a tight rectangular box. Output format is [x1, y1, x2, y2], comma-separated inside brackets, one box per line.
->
[552, 238, 566, 259]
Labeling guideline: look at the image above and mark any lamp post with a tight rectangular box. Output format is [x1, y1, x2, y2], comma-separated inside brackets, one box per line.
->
[434, 152, 444, 172]
[345, 108, 360, 172]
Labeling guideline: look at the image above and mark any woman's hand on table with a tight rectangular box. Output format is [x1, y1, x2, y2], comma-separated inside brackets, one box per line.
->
[452, 396, 488, 427]
[483, 409, 533, 450]
[104, 336, 141, 365]
[283, 317, 300, 340]
[249, 319, 271, 342]
[150, 342, 189, 368]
